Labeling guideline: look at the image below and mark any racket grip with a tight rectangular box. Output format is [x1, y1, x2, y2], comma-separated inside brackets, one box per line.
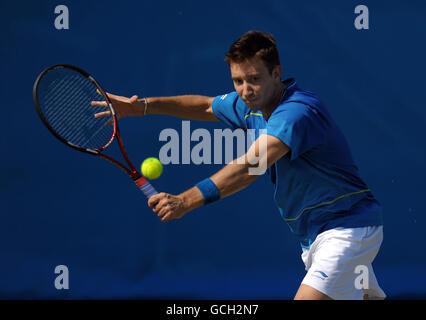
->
[135, 177, 158, 199]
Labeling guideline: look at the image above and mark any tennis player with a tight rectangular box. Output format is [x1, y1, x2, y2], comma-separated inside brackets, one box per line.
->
[93, 30, 385, 300]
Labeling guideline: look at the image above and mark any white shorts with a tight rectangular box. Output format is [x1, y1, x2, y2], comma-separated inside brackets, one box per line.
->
[301, 226, 386, 300]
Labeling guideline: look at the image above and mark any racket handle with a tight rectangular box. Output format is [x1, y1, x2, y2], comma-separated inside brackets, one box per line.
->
[135, 176, 158, 199]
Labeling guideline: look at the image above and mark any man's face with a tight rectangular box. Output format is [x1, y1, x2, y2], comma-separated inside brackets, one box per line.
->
[230, 56, 282, 111]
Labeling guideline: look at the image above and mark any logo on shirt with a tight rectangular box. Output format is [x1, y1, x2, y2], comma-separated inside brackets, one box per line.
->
[220, 94, 228, 100]
[312, 270, 328, 280]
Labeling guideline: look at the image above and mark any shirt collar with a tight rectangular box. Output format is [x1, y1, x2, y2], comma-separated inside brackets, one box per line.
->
[280, 78, 297, 103]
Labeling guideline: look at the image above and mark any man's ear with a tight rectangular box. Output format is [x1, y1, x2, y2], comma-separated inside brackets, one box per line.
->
[272, 65, 282, 81]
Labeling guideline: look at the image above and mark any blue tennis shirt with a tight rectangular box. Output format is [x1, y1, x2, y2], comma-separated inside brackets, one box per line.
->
[212, 78, 383, 248]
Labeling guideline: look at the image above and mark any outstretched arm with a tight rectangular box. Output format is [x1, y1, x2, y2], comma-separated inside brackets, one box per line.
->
[145, 96, 218, 121]
[148, 134, 290, 222]
[92, 93, 218, 122]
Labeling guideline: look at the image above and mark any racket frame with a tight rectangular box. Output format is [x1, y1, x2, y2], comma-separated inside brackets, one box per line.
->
[33, 64, 145, 182]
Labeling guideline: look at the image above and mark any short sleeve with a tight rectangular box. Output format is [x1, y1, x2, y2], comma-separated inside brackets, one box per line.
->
[212, 92, 248, 130]
[266, 102, 328, 160]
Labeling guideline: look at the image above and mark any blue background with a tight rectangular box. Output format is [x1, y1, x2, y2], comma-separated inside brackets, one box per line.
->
[1, 0, 425, 299]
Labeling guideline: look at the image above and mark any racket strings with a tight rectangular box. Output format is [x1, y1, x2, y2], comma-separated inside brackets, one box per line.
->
[46, 73, 110, 148]
[37, 67, 114, 150]
[43, 74, 109, 148]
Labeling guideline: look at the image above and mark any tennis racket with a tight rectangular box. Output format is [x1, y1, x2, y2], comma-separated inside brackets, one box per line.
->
[33, 64, 158, 199]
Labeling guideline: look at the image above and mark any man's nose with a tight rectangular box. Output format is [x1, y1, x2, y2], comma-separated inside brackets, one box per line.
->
[242, 82, 254, 98]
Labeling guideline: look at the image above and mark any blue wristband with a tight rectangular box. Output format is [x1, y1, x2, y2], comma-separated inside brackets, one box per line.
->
[195, 178, 220, 205]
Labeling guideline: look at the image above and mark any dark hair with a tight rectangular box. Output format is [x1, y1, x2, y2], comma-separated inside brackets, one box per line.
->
[225, 30, 280, 74]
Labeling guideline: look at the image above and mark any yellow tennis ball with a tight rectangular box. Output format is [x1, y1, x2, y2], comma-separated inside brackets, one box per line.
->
[141, 157, 163, 180]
